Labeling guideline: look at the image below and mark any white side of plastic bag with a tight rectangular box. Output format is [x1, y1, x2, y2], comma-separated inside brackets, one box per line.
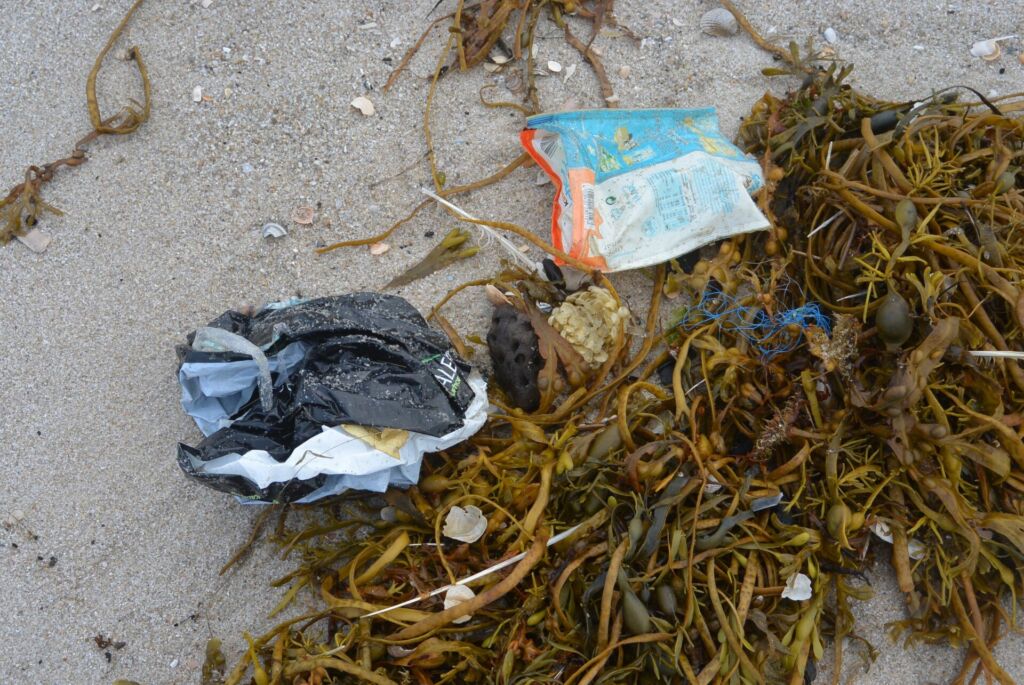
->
[190, 371, 489, 503]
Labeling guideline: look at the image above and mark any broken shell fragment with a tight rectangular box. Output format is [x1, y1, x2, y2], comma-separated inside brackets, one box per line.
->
[781, 572, 812, 601]
[970, 35, 1016, 61]
[17, 228, 53, 253]
[350, 95, 376, 116]
[369, 242, 390, 256]
[442, 505, 487, 543]
[291, 206, 315, 225]
[443, 585, 476, 623]
[261, 222, 287, 239]
[699, 7, 738, 37]
[191, 85, 203, 102]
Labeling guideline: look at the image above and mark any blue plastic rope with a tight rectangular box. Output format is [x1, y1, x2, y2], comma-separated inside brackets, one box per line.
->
[676, 281, 830, 359]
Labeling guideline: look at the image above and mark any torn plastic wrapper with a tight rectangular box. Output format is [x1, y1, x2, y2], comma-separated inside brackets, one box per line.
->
[176, 294, 487, 504]
[521, 108, 769, 272]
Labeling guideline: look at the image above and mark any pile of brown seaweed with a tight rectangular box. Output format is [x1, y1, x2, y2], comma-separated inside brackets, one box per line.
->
[207, 6, 1024, 685]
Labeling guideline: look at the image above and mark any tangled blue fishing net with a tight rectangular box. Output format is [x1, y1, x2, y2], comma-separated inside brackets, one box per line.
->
[675, 280, 830, 359]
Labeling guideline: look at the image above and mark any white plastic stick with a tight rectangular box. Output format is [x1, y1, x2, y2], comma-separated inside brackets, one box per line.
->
[361, 523, 583, 618]
[421, 188, 538, 271]
[969, 350, 1024, 360]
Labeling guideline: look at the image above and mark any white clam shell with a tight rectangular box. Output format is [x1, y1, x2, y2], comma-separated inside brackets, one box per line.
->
[443, 584, 476, 623]
[350, 95, 376, 116]
[700, 8, 738, 37]
[261, 222, 287, 239]
[442, 505, 488, 543]
[781, 572, 813, 601]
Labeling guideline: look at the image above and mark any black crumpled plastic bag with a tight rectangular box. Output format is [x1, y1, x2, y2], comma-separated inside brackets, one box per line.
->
[177, 293, 477, 502]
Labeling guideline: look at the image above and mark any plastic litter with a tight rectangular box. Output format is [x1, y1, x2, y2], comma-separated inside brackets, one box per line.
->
[521, 108, 768, 272]
[176, 294, 487, 503]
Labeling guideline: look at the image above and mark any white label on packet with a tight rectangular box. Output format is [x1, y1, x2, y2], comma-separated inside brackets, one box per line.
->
[592, 151, 769, 271]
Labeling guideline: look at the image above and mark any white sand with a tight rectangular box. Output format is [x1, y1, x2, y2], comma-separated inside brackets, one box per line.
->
[1, 1, 1022, 682]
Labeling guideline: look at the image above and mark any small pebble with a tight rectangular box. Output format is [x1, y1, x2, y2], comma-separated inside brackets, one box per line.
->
[823, 27, 838, 44]
[91, 3, 101, 11]
[241, 162, 253, 174]
[390, 36, 402, 48]
[547, 60, 562, 73]
[191, 86, 203, 103]
[169, 658, 179, 669]
[618, 65, 631, 78]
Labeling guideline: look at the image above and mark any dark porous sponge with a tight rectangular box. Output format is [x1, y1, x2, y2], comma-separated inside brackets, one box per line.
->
[487, 304, 542, 412]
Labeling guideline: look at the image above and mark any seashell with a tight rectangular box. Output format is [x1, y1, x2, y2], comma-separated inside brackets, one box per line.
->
[17, 228, 52, 253]
[970, 35, 1016, 61]
[443, 505, 488, 543]
[350, 95, 375, 116]
[781, 572, 812, 601]
[369, 242, 390, 256]
[261, 222, 287, 239]
[700, 7, 738, 37]
[291, 206, 315, 225]
[823, 27, 837, 44]
[870, 519, 893, 543]
[547, 60, 562, 73]
[443, 585, 476, 623]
